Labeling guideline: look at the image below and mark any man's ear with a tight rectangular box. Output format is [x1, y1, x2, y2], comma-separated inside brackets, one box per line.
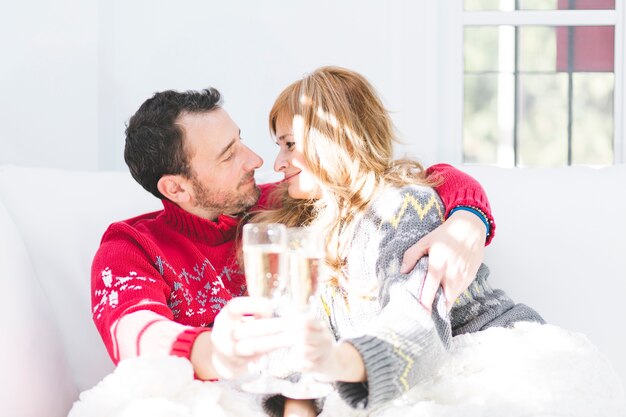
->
[157, 175, 192, 203]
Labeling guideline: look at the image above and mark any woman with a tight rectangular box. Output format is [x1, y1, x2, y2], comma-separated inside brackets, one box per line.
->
[252, 66, 544, 416]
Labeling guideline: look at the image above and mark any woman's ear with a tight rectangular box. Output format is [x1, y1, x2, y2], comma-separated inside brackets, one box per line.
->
[157, 175, 191, 203]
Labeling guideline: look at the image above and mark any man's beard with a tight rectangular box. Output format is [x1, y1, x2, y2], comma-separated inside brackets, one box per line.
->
[191, 174, 261, 216]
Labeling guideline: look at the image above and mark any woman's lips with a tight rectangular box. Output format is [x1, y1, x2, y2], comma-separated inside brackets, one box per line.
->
[284, 172, 300, 182]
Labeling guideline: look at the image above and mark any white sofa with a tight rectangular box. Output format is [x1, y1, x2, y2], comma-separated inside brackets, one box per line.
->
[1, 164, 625, 417]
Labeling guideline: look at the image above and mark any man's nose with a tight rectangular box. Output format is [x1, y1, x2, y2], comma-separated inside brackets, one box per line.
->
[243, 145, 263, 170]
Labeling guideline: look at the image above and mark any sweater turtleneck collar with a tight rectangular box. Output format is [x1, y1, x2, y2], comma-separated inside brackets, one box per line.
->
[160, 199, 241, 244]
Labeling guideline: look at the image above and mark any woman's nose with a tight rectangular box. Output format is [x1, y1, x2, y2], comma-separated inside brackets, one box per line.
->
[274, 152, 288, 173]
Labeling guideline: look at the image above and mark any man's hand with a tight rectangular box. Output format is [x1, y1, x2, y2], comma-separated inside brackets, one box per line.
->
[400, 209, 487, 311]
[202, 297, 295, 379]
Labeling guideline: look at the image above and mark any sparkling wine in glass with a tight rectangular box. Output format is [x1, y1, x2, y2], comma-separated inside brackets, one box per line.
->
[241, 223, 288, 394]
[244, 243, 285, 299]
[288, 248, 322, 311]
[281, 227, 333, 399]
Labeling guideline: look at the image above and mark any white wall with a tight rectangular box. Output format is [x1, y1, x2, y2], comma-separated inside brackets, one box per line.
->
[1, 0, 99, 170]
[97, 0, 447, 174]
[2, 0, 445, 174]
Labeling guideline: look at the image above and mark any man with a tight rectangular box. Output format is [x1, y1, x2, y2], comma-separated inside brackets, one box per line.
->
[91, 87, 494, 381]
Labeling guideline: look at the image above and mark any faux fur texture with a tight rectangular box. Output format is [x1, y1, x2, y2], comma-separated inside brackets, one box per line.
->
[69, 323, 626, 417]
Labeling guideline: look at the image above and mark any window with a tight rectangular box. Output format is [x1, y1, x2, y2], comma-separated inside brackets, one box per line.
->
[443, 0, 624, 166]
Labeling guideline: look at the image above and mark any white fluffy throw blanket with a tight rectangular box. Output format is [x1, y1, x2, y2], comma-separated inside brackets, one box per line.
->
[69, 323, 626, 417]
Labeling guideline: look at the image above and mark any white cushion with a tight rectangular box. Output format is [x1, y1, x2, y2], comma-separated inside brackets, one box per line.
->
[0, 166, 161, 392]
[0, 195, 78, 417]
[462, 164, 626, 384]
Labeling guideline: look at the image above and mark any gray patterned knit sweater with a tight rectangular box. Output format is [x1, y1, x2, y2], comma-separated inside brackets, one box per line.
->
[318, 184, 544, 411]
[264, 184, 544, 416]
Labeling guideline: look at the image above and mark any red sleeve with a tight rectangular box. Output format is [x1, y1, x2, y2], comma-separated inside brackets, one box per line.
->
[426, 163, 496, 245]
[91, 225, 201, 364]
[171, 327, 212, 366]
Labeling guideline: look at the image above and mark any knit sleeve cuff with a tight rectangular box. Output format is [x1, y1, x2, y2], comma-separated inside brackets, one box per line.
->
[449, 205, 492, 239]
[335, 336, 396, 410]
[170, 327, 211, 360]
[426, 163, 496, 245]
[445, 190, 496, 246]
[446, 197, 496, 246]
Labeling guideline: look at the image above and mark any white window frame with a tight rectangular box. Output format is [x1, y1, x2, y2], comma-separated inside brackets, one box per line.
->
[439, 2, 625, 165]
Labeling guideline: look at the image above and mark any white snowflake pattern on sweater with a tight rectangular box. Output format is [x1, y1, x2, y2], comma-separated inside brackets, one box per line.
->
[92, 267, 157, 320]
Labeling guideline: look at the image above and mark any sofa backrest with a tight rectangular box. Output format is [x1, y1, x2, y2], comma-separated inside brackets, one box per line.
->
[0, 196, 78, 417]
[0, 166, 161, 399]
[462, 164, 626, 385]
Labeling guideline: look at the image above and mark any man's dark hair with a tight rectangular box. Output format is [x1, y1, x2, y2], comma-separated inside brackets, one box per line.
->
[124, 88, 223, 199]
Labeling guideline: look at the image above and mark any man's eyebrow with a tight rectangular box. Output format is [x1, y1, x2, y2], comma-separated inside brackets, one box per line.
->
[217, 130, 240, 159]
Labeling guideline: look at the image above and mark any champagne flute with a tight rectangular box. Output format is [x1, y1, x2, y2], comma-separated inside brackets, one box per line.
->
[281, 227, 333, 399]
[241, 222, 288, 394]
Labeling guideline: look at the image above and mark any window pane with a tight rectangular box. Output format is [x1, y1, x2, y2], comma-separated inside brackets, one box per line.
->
[464, 0, 502, 11]
[464, 74, 503, 164]
[463, 25, 615, 166]
[464, 27, 501, 72]
[518, 0, 558, 9]
[519, 26, 557, 72]
[572, 73, 614, 165]
[518, 74, 569, 166]
[465, 0, 614, 10]
[517, 26, 614, 73]
[520, 0, 615, 9]
[556, 26, 614, 72]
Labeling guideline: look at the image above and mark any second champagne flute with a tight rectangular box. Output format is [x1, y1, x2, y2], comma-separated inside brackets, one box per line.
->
[281, 227, 333, 399]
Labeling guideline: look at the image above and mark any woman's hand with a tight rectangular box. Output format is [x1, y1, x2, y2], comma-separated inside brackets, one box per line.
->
[284, 399, 318, 417]
[400, 209, 487, 311]
[297, 318, 365, 383]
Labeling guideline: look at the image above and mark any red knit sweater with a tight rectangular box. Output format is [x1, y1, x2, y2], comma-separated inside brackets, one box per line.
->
[91, 164, 494, 365]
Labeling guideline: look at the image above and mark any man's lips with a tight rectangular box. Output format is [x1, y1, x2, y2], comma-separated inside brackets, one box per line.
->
[240, 173, 255, 186]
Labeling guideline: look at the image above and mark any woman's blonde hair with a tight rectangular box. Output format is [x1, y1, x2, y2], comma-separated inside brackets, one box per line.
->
[251, 66, 435, 285]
